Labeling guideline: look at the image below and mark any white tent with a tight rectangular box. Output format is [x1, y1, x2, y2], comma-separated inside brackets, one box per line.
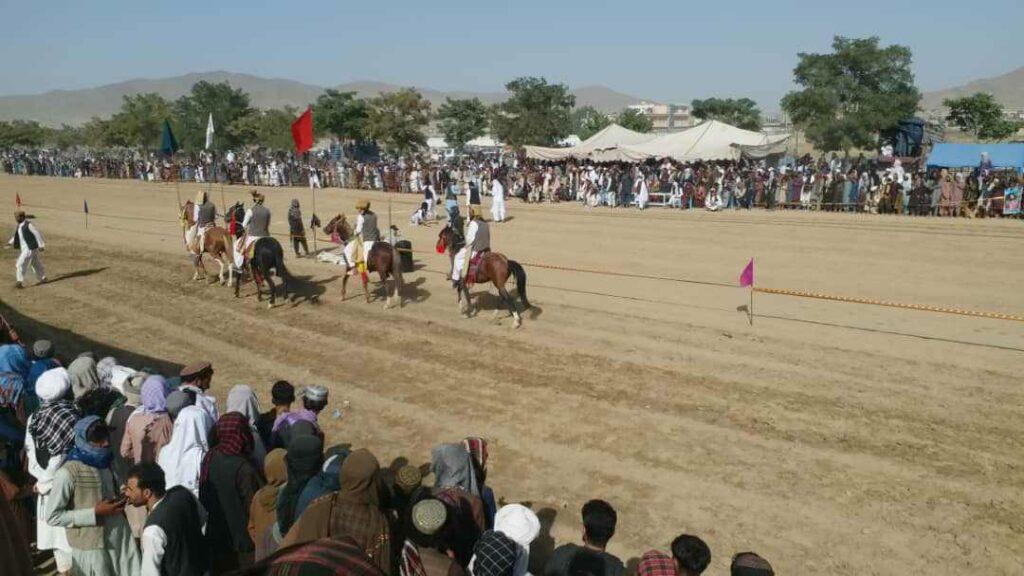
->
[524, 124, 658, 161]
[619, 120, 790, 162]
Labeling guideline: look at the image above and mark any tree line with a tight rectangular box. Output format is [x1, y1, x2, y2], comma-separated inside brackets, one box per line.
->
[0, 36, 1019, 154]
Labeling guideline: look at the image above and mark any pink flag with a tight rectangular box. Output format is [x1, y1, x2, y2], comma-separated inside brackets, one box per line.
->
[739, 258, 754, 287]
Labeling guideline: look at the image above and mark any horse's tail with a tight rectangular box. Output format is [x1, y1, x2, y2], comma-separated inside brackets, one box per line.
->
[275, 245, 292, 284]
[508, 260, 530, 309]
[390, 244, 404, 301]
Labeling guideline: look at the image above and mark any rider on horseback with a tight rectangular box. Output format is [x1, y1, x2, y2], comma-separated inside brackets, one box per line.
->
[187, 190, 217, 254]
[234, 190, 271, 268]
[451, 206, 489, 288]
[343, 199, 379, 274]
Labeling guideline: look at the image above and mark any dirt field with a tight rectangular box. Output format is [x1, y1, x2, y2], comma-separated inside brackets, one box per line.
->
[2, 175, 1022, 575]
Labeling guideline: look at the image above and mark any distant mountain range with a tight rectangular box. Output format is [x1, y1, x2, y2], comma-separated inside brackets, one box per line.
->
[0, 71, 642, 127]
[920, 66, 1024, 112]
[1, 67, 1021, 128]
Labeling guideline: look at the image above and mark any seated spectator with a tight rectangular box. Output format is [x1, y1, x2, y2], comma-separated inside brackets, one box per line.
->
[544, 500, 623, 576]
[246, 536, 385, 576]
[26, 339, 60, 414]
[493, 504, 540, 576]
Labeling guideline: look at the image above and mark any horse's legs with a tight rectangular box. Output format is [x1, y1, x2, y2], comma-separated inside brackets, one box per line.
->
[341, 274, 349, 301]
[498, 285, 522, 328]
[254, 268, 263, 302]
[264, 267, 276, 309]
[460, 282, 473, 317]
[216, 256, 226, 285]
[191, 253, 203, 281]
[361, 271, 371, 303]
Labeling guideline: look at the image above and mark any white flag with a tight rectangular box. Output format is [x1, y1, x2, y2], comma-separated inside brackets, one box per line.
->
[205, 113, 215, 150]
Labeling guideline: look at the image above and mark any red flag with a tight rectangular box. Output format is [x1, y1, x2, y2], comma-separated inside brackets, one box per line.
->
[15, 193, 22, 208]
[291, 107, 313, 154]
[739, 258, 754, 288]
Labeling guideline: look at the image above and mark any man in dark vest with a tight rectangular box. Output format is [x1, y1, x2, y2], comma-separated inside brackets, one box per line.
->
[189, 191, 217, 254]
[343, 199, 379, 274]
[126, 462, 209, 576]
[7, 210, 46, 289]
[234, 190, 271, 268]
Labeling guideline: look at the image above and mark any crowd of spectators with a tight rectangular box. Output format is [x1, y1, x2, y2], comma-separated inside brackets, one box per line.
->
[4, 146, 1020, 218]
[0, 313, 775, 575]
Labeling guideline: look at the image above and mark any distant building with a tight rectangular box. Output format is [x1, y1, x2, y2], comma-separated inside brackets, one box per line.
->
[761, 111, 791, 136]
[1004, 109, 1024, 122]
[626, 101, 694, 133]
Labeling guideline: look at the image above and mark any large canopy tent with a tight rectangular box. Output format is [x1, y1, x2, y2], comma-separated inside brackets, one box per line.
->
[523, 123, 657, 161]
[619, 120, 790, 163]
[926, 143, 1024, 170]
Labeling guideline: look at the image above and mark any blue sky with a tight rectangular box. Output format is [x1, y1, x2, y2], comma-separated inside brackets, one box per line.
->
[2, 0, 1021, 109]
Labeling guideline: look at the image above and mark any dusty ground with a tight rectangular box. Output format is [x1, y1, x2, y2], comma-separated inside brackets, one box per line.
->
[2, 175, 1022, 575]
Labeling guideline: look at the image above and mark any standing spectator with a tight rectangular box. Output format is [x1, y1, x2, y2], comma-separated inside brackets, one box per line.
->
[45, 416, 140, 574]
[68, 355, 100, 399]
[179, 362, 218, 423]
[157, 405, 214, 499]
[493, 504, 540, 576]
[257, 380, 294, 449]
[544, 500, 624, 576]
[730, 552, 773, 576]
[26, 367, 77, 575]
[227, 384, 269, 465]
[671, 535, 711, 576]
[249, 448, 289, 561]
[26, 339, 60, 415]
[7, 211, 47, 289]
[108, 372, 145, 483]
[200, 412, 266, 572]
[271, 385, 328, 449]
[282, 448, 394, 574]
[288, 200, 309, 257]
[125, 462, 210, 576]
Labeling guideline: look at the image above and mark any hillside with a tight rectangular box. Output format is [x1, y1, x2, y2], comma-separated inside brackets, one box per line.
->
[0, 71, 643, 127]
[921, 66, 1024, 112]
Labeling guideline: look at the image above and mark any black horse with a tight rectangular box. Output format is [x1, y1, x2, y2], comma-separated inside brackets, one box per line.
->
[225, 202, 292, 307]
[234, 236, 292, 307]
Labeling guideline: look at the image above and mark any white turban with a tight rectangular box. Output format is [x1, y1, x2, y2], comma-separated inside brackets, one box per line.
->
[109, 366, 137, 394]
[495, 504, 541, 576]
[36, 367, 71, 402]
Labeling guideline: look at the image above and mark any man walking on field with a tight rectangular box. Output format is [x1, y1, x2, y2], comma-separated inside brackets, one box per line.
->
[8, 211, 47, 289]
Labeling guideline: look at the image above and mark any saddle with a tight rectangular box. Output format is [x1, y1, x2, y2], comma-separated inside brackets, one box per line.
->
[466, 249, 489, 285]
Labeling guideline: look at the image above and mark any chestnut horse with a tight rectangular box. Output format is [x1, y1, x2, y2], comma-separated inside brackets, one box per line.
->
[322, 214, 403, 308]
[181, 200, 233, 284]
[437, 225, 530, 328]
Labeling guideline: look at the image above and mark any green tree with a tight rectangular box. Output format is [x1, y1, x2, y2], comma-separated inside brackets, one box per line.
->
[944, 93, 1021, 141]
[173, 81, 254, 150]
[781, 36, 920, 153]
[49, 124, 84, 149]
[572, 106, 612, 140]
[80, 117, 115, 148]
[364, 89, 432, 155]
[314, 89, 369, 141]
[0, 120, 49, 147]
[617, 108, 654, 133]
[490, 77, 575, 147]
[690, 97, 761, 130]
[437, 97, 489, 151]
[106, 93, 173, 149]
[230, 107, 299, 150]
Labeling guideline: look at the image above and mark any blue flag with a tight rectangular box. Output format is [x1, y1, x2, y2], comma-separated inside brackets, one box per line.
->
[160, 120, 179, 156]
[83, 199, 89, 214]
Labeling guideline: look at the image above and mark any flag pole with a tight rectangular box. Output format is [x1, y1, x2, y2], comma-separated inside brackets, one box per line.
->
[311, 184, 318, 253]
[749, 284, 754, 326]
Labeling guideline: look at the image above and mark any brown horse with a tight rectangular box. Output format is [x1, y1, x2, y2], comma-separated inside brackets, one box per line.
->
[437, 224, 529, 328]
[181, 200, 233, 284]
[322, 214, 404, 308]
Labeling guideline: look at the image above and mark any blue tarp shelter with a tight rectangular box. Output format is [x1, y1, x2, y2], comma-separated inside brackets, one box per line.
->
[926, 143, 1024, 170]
